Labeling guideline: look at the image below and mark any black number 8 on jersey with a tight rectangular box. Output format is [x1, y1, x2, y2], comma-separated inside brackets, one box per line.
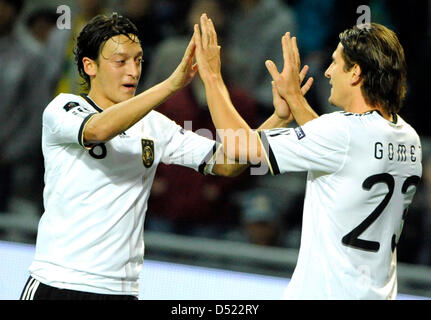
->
[342, 173, 420, 252]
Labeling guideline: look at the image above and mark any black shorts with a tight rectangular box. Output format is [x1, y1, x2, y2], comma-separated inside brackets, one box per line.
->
[20, 276, 138, 300]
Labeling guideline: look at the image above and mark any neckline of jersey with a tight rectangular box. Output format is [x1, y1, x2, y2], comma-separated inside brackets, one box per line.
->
[371, 109, 398, 125]
[80, 93, 104, 113]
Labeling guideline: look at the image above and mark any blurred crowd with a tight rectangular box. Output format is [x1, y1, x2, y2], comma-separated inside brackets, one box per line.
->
[0, 0, 429, 266]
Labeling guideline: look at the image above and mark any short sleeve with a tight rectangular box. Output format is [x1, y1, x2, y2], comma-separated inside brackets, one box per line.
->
[43, 95, 97, 148]
[259, 113, 350, 175]
[161, 124, 218, 174]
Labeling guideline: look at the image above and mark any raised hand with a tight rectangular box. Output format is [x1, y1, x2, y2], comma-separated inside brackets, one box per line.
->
[271, 64, 314, 120]
[167, 35, 199, 92]
[193, 13, 222, 82]
[265, 32, 313, 102]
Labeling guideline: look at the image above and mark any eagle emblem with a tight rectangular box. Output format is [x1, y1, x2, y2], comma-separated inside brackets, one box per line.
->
[141, 139, 154, 168]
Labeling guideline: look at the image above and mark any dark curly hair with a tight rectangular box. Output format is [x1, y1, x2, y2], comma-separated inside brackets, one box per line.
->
[74, 13, 142, 91]
[339, 23, 407, 114]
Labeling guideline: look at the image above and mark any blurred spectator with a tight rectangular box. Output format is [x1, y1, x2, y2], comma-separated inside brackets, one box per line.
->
[380, 0, 430, 137]
[17, 6, 59, 58]
[417, 155, 431, 265]
[26, 7, 58, 45]
[235, 189, 284, 246]
[47, 0, 111, 96]
[287, 0, 337, 116]
[0, 0, 49, 217]
[144, 0, 261, 239]
[223, 0, 297, 117]
[120, 0, 164, 82]
[403, 139, 431, 266]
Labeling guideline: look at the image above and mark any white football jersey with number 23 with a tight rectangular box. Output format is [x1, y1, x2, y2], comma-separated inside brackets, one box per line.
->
[260, 110, 422, 299]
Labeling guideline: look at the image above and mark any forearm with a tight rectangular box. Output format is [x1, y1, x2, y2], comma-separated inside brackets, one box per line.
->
[209, 84, 290, 177]
[203, 75, 251, 132]
[202, 74, 257, 162]
[85, 79, 175, 143]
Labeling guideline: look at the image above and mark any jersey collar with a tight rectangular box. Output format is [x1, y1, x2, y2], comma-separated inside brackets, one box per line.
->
[80, 94, 104, 113]
[372, 109, 398, 124]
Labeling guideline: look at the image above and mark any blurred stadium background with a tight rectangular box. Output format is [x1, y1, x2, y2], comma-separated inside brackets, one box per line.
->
[0, 0, 430, 299]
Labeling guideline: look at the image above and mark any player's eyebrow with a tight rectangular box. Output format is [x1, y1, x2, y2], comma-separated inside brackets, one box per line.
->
[111, 51, 143, 59]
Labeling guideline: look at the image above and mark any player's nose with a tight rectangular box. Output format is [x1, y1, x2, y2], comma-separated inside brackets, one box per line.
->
[324, 67, 331, 79]
[126, 60, 140, 79]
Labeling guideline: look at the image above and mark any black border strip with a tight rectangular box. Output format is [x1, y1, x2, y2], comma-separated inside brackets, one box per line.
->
[80, 93, 104, 113]
[258, 131, 280, 175]
[78, 113, 97, 148]
[198, 142, 219, 174]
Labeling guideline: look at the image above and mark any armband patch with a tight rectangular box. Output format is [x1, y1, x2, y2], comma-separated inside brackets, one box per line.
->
[294, 126, 306, 140]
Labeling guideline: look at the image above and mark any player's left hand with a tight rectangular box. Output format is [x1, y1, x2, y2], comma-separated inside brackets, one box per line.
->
[265, 32, 313, 102]
[271, 64, 313, 120]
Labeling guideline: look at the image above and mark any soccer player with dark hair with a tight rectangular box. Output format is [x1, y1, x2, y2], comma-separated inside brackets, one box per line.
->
[20, 13, 313, 300]
[194, 14, 422, 299]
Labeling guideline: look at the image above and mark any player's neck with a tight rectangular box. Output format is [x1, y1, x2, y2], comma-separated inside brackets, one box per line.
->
[86, 88, 115, 110]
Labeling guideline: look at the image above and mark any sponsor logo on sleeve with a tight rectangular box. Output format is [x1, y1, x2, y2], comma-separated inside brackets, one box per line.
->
[294, 126, 306, 140]
[63, 102, 80, 112]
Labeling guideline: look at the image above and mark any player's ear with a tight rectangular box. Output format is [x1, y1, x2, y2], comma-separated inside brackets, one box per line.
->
[83, 57, 98, 78]
[351, 64, 362, 85]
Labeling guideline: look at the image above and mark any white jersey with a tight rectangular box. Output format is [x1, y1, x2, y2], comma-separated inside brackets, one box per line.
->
[260, 111, 422, 299]
[29, 93, 217, 296]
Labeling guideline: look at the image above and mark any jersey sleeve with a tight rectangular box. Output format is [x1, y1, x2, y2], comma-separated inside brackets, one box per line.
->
[259, 113, 350, 175]
[43, 95, 97, 149]
[160, 123, 219, 174]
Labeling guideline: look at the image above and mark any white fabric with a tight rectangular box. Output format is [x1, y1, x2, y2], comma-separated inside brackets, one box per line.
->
[29, 93, 216, 295]
[261, 111, 422, 299]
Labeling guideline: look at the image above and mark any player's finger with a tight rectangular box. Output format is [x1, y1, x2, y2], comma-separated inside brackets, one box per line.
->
[179, 34, 196, 71]
[193, 24, 202, 50]
[284, 32, 294, 63]
[205, 17, 215, 45]
[299, 65, 309, 84]
[300, 77, 314, 96]
[200, 14, 209, 48]
[284, 32, 296, 72]
[184, 35, 196, 60]
[265, 60, 280, 81]
[281, 33, 289, 71]
[292, 36, 301, 68]
[208, 18, 218, 45]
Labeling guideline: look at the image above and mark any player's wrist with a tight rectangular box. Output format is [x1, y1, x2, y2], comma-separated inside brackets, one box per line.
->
[273, 111, 293, 126]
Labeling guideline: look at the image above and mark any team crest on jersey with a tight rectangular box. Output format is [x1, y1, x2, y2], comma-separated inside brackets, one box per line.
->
[141, 139, 154, 168]
[294, 126, 306, 140]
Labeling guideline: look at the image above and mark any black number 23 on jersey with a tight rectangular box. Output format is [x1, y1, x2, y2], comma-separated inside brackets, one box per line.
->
[342, 173, 420, 253]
